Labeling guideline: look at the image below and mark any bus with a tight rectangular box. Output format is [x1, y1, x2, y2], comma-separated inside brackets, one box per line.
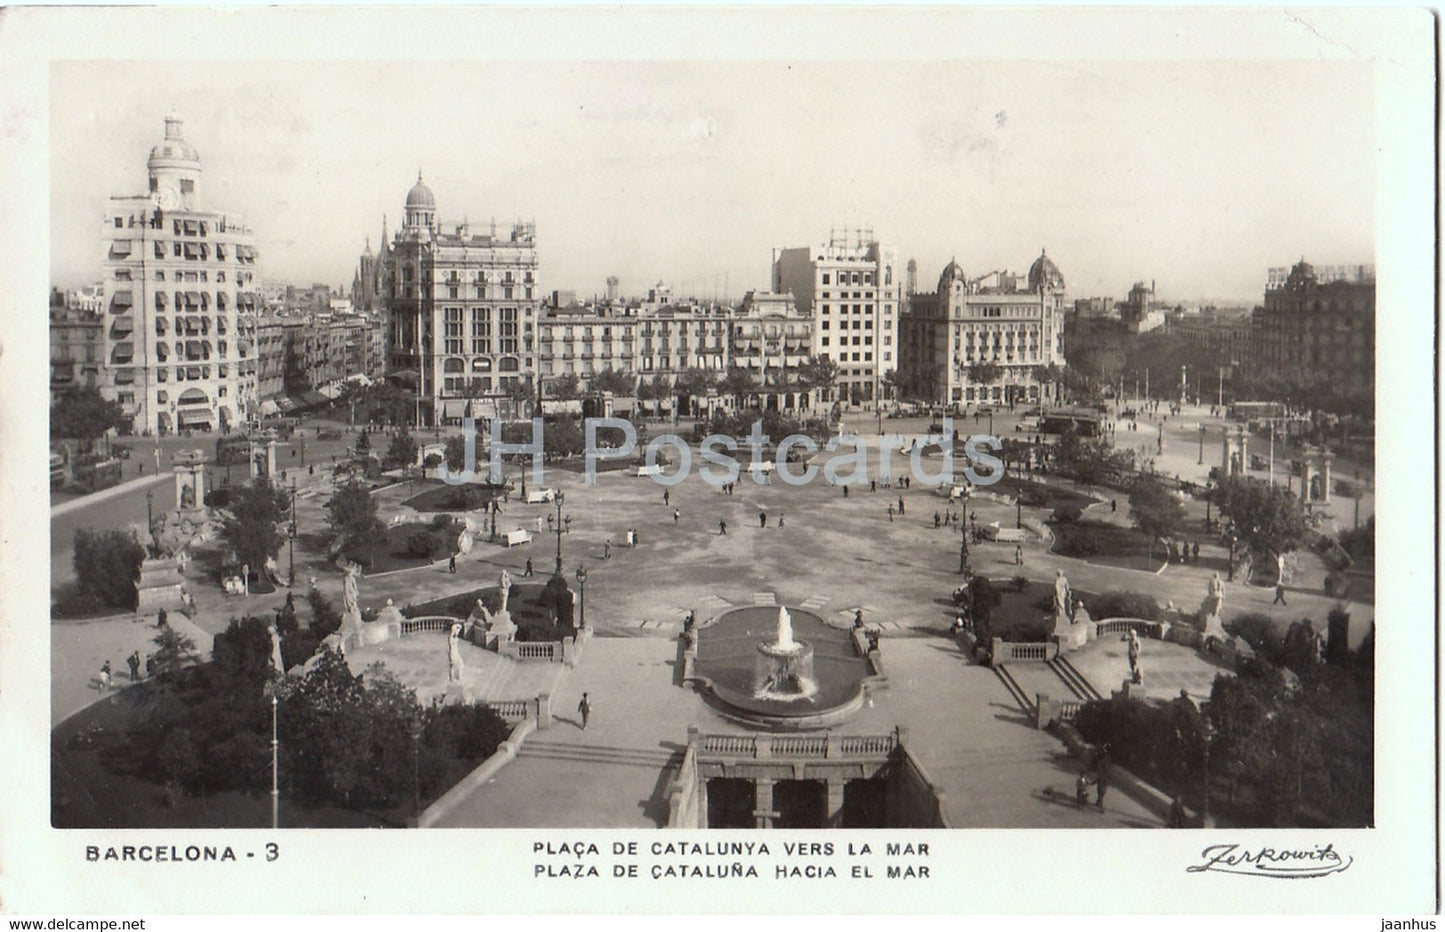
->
[72, 457, 123, 493]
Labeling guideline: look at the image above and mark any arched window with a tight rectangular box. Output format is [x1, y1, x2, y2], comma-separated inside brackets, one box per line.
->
[472, 358, 492, 372]
[498, 356, 520, 373]
[443, 357, 465, 374]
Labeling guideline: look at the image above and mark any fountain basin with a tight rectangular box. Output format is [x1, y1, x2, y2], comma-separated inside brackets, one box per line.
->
[692, 606, 869, 730]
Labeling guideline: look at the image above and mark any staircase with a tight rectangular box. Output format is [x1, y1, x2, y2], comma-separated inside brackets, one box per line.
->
[518, 739, 683, 771]
[1047, 655, 1103, 702]
[992, 665, 1033, 712]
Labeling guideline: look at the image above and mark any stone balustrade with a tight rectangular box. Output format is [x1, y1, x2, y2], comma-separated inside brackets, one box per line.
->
[695, 729, 900, 762]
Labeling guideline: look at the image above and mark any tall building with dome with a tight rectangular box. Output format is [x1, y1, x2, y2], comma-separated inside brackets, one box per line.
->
[99, 114, 262, 435]
[898, 249, 1067, 408]
[382, 173, 541, 424]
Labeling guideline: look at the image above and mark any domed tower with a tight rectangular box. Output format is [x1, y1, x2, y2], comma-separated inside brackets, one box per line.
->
[1027, 247, 1065, 293]
[905, 258, 918, 295]
[146, 112, 203, 210]
[1284, 258, 1317, 292]
[937, 257, 968, 295]
[404, 171, 436, 233]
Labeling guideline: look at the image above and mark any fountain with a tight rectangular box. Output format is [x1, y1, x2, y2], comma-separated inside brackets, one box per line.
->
[755, 606, 818, 701]
[690, 604, 870, 729]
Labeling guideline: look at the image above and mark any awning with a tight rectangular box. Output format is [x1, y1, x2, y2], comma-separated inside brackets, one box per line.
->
[111, 342, 134, 362]
[442, 400, 467, 419]
[185, 291, 202, 305]
[259, 399, 281, 416]
[110, 290, 133, 308]
[183, 220, 198, 235]
[155, 293, 167, 309]
[109, 241, 132, 258]
[183, 243, 199, 258]
[275, 397, 300, 413]
[110, 316, 133, 336]
[178, 409, 212, 427]
[318, 383, 342, 399]
[114, 370, 135, 385]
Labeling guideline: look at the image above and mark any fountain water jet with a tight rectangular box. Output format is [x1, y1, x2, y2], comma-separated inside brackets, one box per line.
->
[755, 606, 818, 701]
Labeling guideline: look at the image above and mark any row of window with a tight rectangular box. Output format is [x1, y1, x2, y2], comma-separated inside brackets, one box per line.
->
[820, 271, 876, 286]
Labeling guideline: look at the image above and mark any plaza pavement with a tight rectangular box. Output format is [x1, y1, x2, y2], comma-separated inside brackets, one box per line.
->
[51, 611, 215, 725]
[49, 408, 1376, 826]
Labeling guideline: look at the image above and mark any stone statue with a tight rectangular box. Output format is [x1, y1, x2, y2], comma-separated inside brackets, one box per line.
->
[268, 623, 285, 675]
[180, 482, 195, 509]
[1052, 569, 1071, 616]
[448, 622, 465, 682]
[341, 559, 362, 630]
[1204, 572, 1225, 617]
[498, 569, 513, 614]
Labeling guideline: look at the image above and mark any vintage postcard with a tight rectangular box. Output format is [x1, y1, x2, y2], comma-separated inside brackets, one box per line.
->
[0, 4, 1435, 921]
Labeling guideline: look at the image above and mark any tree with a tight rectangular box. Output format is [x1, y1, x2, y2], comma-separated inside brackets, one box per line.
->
[800, 357, 839, 396]
[307, 587, 343, 639]
[547, 373, 581, 401]
[967, 362, 1003, 388]
[1216, 476, 1310, 559]
[325, 481, 386, 557]
[220, 477, 290, 575]
[591, 367, 637, 396]
[355, 429, 371, 454]
[1053, 425, 1132, 490]
[383, 428, 419, 471]
[1129, 475, 1186, 559]
[72, 528, 145, 610]
[149, 625, 201, 681]
[51, 387, 127, 448]
[282, 341, 310, 394]
[719, 366, 758, 399]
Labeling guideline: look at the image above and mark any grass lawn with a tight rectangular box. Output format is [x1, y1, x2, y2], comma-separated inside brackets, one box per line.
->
[402, 480, 508, 513]
[1049, 520, 1164, 573]
[342, 520, 462, 575]
[404, 581, 576, 642]
[991, 475, 1098, 511]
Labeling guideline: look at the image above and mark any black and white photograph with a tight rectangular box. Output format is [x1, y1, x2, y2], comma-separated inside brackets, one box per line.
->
[0, 4, 1435, 922]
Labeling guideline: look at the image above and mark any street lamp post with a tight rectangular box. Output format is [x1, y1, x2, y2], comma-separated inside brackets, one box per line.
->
[145, 489, 154, 535]
[409, 715, 423, 824]
[1201, 718, 1216, 827]
[1015, 493, 1022, 530]
[264, 682, 279, 830]
[553, 491, 566, 576]
[576, 565, 588, 630]
[958, 492, 972, 575]
[1198, 424, 1206, 465]
[288, 477, 297, 588]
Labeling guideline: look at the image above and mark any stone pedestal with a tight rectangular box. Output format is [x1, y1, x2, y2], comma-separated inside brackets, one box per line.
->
[135, 557, 187, 614]
[251, 439, 277, 479]
[753, 779, 777, 830]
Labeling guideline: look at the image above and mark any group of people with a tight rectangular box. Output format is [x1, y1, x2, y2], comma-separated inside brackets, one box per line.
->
[602, 528, 643, 559]
[98, 649, 149, 692]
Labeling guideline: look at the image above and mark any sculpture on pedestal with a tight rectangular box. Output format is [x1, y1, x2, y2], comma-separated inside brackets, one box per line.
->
[340, 559, 363, 631]
[268, 623, 285, 675]
[498, 569, 513, 615]
[448, 622, 465, 682]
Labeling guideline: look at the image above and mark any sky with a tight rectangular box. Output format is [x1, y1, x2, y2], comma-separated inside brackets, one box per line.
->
[50, 55, 1374, 305]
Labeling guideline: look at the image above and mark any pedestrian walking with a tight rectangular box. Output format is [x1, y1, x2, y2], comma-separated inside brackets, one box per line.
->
[898, 496, 905, 516]
[1015, 544, 1023, 566]
[604, 539, 612, 559]
[126, 651, 141, 681]
[934, 512, 941, 529]
[777, 514, 784, 529]
[870, 479, 877, 493]
[547, 513, 554, 531]
[759, 512, 767, 528]
[1075, 770, 1093, 808]
[564, 516, 572, 534]
[99, 661, 113, 692]
[1191, 542, 1200, 563]
[1273, 583, 1288, 605]
[673, 508, 680, 524]
[887, 505, 894, 522]
[1110, 499, 1117, 513]
[842, 484, 849, 498]
[448, 553, 457, 573]
[632, 529, 640, 547]
[663, 489, 670, 506]
[853, 609, 865, 629]
[719, 519, 728, 535]
[578, 693, 592, 730]
[523, 557, 534, 577]
[1093, 744, 1113, 811]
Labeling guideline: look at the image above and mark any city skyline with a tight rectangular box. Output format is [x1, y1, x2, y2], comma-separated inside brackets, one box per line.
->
[51, 57, 1373, 305]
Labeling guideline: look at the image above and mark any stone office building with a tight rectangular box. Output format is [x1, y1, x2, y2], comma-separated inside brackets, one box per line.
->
[384, 173, 541, 425]
[99, 115, 263, 435]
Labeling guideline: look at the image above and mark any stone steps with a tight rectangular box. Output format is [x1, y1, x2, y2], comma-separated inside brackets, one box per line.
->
[518, 740, 682, 769]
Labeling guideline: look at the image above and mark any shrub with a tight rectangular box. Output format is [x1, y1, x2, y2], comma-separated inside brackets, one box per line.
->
[1051, 503, 1085, 523]
[1010, 575, 1028, 592]
[403, 530, 444, 559]
[431, 513, 455, 530]
[423, 453, 443, 469]
[1226, 612, 1283, 662]
[1074, 692, 1204, 790]
[1088, 590, 1163, 621]
[1065, 526, 1109, 557]
[308, 587, 344, 638]
[73, 528, 145, 610]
